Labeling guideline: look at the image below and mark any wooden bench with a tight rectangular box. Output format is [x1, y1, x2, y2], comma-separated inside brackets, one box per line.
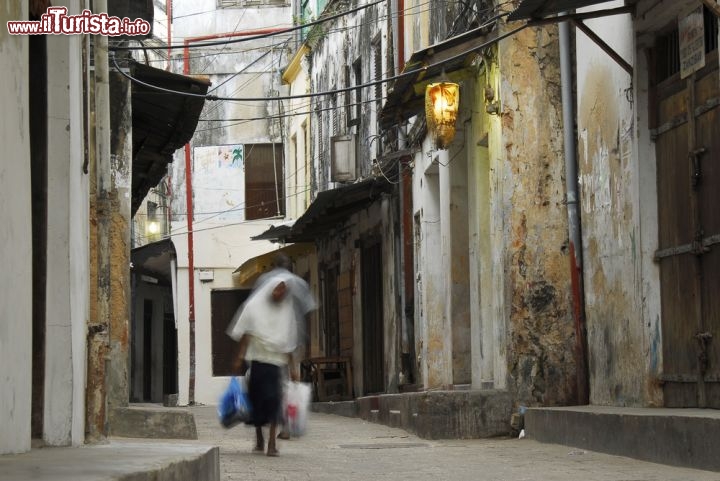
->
[301, 356, 353, 402]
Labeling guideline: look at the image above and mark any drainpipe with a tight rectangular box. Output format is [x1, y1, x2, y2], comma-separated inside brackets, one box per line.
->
[181, 26, 287, 405]
[397, 0, 405, 72]
[559, 19, 589, 405]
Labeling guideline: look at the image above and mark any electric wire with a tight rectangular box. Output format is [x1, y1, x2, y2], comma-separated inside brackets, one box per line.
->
[110, 0, 386, 51]
[111, 18, 522, 103]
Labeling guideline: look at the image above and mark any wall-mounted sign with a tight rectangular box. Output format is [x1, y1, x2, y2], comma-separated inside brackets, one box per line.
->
[679, 5, 705, 79]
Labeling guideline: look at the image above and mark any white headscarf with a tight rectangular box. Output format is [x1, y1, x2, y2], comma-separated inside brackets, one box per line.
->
[227, 271, 298, 354]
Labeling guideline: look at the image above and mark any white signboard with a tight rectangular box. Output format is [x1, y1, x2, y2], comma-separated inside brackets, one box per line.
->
[679, 5, 705, 79]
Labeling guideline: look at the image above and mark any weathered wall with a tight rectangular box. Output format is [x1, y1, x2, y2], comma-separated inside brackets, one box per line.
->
[577, 3, 662, 406]
[497, 23, 577, 406]
[308, 0, 387, 187]
[413, 143, 451, 389]
[0, 0, 32, 455]
[108, 72, 133, 411]
[44, 23, 88, 446]
[283, 51, 311, 220]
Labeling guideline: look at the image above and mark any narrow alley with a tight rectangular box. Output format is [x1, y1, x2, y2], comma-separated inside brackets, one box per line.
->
[192, 407, 720, 481]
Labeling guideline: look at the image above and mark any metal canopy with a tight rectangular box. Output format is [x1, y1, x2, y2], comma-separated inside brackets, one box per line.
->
[253, 177, 393, 243]
[130, 62, 210, 215]
[131, 238, 175, 283]
[507, 0, 624, 21]
[232, 243, 315, 286]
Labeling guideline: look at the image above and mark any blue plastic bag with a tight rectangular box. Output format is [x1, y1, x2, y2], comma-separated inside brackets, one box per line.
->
[218, 377, 251, 428]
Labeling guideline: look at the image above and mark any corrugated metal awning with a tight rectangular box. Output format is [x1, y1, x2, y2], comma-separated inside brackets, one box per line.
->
[131, 238, 175, 283]
[131, 62, 211, 215]
[252, 177, 393, 243]
[507, 0, 632, 21]
[232, 243, 315, 287]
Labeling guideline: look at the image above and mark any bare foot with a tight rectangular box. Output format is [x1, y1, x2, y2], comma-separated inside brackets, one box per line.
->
[254, 427, 264, 453]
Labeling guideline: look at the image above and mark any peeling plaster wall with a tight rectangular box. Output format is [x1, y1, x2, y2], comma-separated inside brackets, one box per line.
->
[576, 3, 662, 407]
[497, 24, 577, 406]
[107, 72, 134, 411]
[308, 0, 387, 187]
[0, 0, 32, 455]
[412, 146, 448, 389]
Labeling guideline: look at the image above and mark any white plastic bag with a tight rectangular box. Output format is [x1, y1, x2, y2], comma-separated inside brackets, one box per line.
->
[284, 381, 311, 437]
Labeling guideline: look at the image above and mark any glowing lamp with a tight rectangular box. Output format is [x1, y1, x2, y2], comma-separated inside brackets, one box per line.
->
[425, 82, 460, 150]
[147, 221, 160, 235]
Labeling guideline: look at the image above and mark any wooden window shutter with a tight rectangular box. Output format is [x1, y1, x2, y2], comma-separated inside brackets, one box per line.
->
[245, 143, 285, 220]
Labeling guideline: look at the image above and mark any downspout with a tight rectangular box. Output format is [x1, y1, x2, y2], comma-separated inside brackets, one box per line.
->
[397, 0, 405, 72]
[559, 19, 589, 405]
[181, 26, 287, 405]
[397, 0, 413, 383]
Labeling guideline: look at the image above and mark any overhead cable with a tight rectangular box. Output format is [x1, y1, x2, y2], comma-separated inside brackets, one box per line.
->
[110, 0, 386, 51]
[111, 20, 525, 102]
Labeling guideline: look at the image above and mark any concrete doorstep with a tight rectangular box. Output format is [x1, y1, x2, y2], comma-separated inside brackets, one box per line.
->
[525, 405, 720, 472]
[313, 393, 720, 472]
[0, 440, 220, 481]
[312, 389, 513, 439]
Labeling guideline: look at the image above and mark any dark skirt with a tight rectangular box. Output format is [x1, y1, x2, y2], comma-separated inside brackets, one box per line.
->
[247, 361, 282, 427]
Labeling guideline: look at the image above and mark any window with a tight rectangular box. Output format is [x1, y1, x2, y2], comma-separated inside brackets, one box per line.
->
[245, 143, 285, 220]
[655, 6, 718, 83]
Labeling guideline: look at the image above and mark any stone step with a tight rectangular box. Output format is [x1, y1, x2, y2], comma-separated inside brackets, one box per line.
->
[525, 406, 720, 471]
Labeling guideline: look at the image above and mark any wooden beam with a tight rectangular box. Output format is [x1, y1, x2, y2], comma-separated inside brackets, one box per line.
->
[702, 0, 720, 17]
[572, 19, 633, 76]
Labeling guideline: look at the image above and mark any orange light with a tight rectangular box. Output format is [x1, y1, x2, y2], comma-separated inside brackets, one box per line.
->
[425, 82, 460, 150]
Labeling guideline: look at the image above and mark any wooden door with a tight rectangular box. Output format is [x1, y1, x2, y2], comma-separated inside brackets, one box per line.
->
[322, 264, 340, 357]
[362, 241, 385, 394]
[654, 9, 719, 407]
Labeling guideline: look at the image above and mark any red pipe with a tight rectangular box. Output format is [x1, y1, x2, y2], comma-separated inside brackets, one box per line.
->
[181, 25, 287, 404]
[397, 0, 405, 71]
[184, 142, 196, 405]
[167, 0, 172, 70]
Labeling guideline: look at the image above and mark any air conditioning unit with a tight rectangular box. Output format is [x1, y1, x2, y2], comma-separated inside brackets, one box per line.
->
[331, 134, 356, 182]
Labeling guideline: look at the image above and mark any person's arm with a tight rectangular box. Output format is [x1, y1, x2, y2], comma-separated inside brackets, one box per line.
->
[232, 334, 250, 375]
[287, 351, 299, 382]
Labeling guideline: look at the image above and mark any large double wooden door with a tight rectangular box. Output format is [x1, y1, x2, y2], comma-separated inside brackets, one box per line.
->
[654, 17, 719, 407]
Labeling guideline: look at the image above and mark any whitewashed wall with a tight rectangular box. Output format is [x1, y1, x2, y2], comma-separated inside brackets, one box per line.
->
[0, 2, 32, 455]
[576, 1, 662, 406]
[44, 18, 88, 446]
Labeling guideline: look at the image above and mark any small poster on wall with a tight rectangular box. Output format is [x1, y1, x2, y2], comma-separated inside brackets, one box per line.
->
[678, 4, 706, 79]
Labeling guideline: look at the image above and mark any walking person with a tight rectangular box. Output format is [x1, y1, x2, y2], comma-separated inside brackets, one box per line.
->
[228, 254, 315, 456]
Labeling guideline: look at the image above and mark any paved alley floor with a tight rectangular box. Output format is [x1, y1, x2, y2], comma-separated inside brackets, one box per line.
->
[191, 405, 720, 481]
